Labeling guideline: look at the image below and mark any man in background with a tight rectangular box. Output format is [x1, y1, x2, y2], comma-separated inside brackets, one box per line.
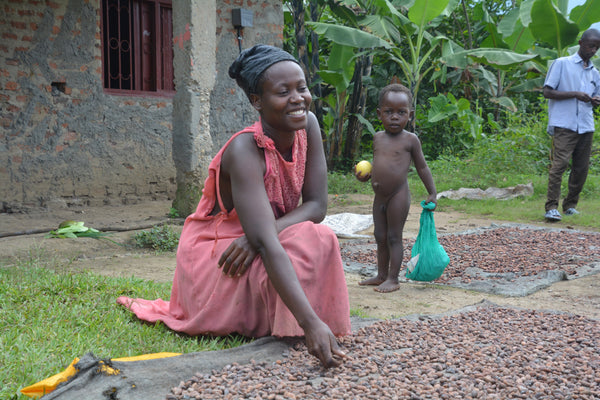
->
[543, 28, 600, 221]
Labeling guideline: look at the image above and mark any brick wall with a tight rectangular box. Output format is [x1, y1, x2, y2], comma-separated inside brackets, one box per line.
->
[0, 0, 175, 211]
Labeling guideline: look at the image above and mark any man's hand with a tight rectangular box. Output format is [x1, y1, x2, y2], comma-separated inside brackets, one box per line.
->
[592, 96, 600, 107]
[218, 236, 257, 277]
[575, 91, 593, 102]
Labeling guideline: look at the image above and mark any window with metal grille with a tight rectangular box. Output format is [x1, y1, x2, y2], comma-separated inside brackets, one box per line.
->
[101, 0, 174, 95]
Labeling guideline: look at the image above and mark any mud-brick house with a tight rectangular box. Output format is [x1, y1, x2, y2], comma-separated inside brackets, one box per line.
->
[0, 0, 284, 214]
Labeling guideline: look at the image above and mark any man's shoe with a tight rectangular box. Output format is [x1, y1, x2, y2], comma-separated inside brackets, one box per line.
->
[564, 208, 580, 216]
[545, 209, 562, 221]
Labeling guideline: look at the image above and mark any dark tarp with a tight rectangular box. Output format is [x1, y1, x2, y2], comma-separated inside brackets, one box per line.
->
[40, 317, 378, 400]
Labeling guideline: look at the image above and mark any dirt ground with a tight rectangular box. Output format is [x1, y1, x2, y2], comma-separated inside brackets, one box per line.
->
[1, 194, 599, 320]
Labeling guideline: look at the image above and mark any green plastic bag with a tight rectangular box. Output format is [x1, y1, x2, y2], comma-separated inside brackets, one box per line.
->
[405, 200, 450, 281]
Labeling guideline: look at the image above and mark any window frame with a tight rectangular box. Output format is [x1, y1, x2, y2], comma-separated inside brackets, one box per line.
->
[100, 0, 175, 98]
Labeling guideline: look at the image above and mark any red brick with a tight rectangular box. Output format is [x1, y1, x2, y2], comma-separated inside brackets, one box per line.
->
[52, 25, 60, 34]
[6, 59, 20, 66]
[79, 65, 88, 72]
[22, 35, 33, 41]
[5, 81, 18, 90]
[3, 32, 18, 40]
[16, 95, 27, 102]
[7, 105, 20, 112]
[11, 21, 26, 29]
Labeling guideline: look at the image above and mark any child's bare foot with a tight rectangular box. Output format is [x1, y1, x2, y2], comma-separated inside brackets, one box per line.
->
[358, 276, 385, 286]
[374, 279, 400, 293]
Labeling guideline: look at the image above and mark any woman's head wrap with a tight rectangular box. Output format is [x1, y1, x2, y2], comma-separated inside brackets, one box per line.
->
[229, 44, 299, 99]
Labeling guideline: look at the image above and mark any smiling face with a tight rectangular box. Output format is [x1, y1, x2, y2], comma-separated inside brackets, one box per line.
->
[251, 61, 312, 135]
[377, 91, 413, 135]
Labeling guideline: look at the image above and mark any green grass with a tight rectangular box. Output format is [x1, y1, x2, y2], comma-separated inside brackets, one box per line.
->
[327, 171, 373, 195]
[349, 307, 371, 318]
[0, 252, 249, 400]
[329, 161, 600, 232]
[407, 165, 600, 232]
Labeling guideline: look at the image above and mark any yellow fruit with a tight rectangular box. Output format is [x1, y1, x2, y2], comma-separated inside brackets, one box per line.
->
[355, 160, 372, 176]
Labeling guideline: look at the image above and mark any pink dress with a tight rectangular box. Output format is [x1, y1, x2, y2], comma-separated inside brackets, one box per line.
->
[117, 121, 351, 338]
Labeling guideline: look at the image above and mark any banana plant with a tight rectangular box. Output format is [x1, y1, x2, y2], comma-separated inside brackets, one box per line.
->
[310, 0, 459, 127]
[318, 43, 356, 165]
[527, 0, 579, 56]
[439, 0, 600, 114]
[569, 0, 600, 31]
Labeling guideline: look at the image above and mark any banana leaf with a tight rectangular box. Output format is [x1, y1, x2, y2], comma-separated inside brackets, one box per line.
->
[46, 221, 109, 239]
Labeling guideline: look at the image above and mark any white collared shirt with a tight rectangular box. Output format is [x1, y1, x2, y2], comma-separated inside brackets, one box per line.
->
[544, 53, 600, 134]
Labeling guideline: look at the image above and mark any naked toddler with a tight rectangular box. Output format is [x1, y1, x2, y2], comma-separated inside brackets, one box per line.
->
[355, 83, 437, 292]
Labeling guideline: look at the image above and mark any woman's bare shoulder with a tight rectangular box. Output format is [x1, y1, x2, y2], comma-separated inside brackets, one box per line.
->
[221, 131, 263, 169]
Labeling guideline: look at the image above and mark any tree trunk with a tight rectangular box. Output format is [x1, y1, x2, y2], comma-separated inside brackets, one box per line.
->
[327, 91, 346, 168]
[460, 0, 473, 50]
[291, 0, 309, 76]
[291, 0, 327, 156]
[309, 0, 325, 144]
[343, 53, 372, 166]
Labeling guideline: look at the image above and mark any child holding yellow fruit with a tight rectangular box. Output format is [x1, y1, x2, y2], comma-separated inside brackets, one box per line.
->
[354, 83, 437, 292]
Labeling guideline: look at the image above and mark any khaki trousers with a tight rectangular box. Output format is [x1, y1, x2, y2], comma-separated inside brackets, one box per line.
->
[545, 127, 593, 212]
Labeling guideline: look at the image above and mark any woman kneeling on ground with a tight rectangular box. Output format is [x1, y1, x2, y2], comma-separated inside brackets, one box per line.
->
[117, 44, 351, 368]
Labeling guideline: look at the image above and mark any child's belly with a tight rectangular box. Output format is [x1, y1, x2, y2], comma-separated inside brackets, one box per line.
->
[371, 168, 408, 199]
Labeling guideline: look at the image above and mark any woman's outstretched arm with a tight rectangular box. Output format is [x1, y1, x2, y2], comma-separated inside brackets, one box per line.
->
[219, 131, 344, 368]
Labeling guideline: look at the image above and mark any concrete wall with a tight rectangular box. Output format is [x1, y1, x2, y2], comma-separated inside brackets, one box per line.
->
[170, 0, 286, 215]
[0, 0, 176, 211]
[210, 0, 286, 150]
[0, 0, 285, 213]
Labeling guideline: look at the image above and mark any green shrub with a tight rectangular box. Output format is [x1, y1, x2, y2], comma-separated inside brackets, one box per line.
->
[134, 225, 180, 252]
